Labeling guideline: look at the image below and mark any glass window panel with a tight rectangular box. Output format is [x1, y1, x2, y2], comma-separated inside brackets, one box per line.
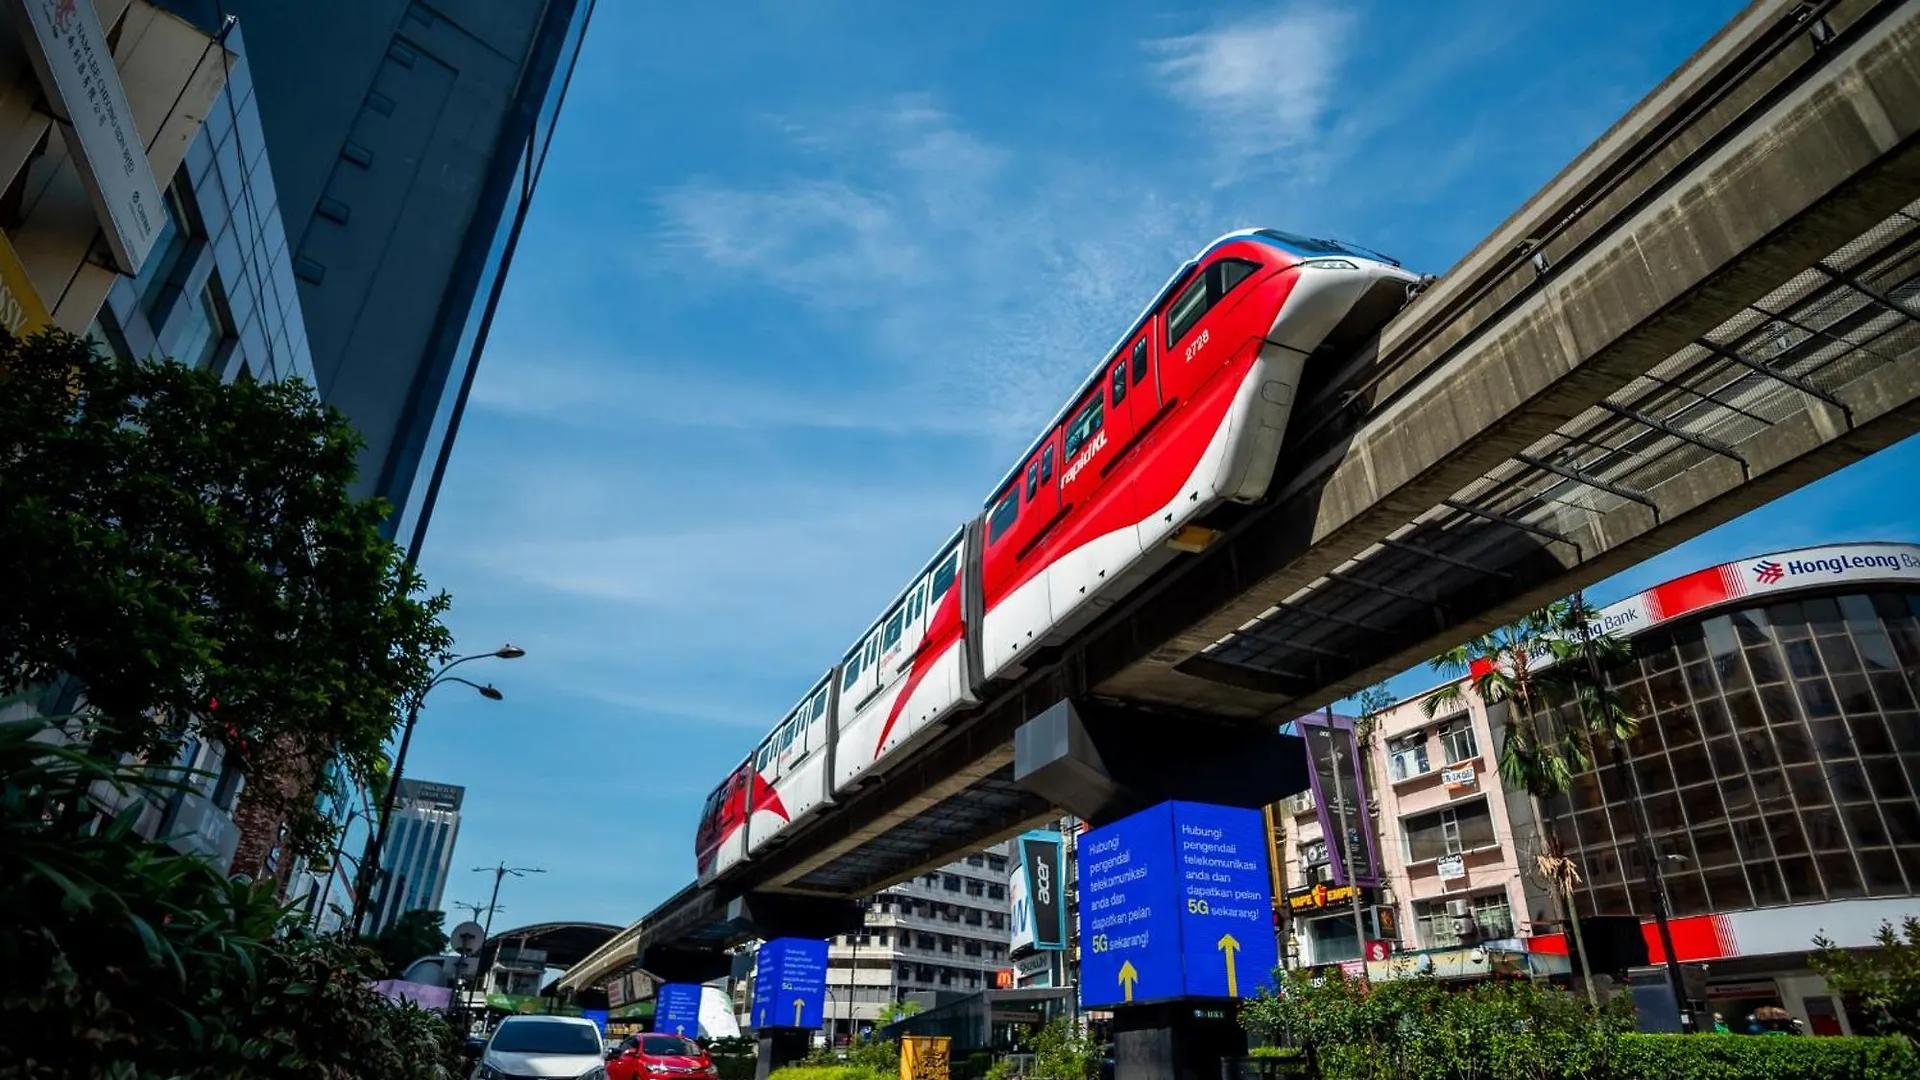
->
[1901, 849, 1920, 896]
[1695, 696, 1732, 737]
[1691, 823, 1737, 867]
[1810, 717, 1854, 758]
[1849, 714, 1894, 756]
[1725, 690, 1763, 730]
[1759, 682, 1800, 725]
[1769, 602, 1810, 640]
[1665, 872, 1709, 917]
[1845, 802, 1890, 847]
[1894, 714, 1920, 752]
[1771, 813, 1809, 856]
[1826, 758, 1871, 802]
[1679, 782, 1725, 829]
[1706, 736, 1742, 777]
[1891, 621, 1920, 666]
[1748, 861, 1787, 906]
[1873, 592, 1913, 619]
[1683, 662, 1717, 702]
[1667, 742, 1710, 786]
[1627, 720, 1663, 758]
[1818, 851, 1864, 898]
[1721, 772, 1756, 814]
[1772, 721, 1814, 765]
[1618, 680, 1654, 719]
[1644, 791, 1684, 832]
[1635, 756, 1675, 795]
[1804, 597, 1845, 636]
[1732, 609, 1770, 645]
[1818, 634, 1863, 675]
[1731, 817, 1772, 860]
[1702, 866, 1752, 911]
[1780, 854, 1823, 901]
[1643, 639, 1681, 674]
[1590, 883, 1633, 916]
[1799, 679, 1841, 720]
[1841, 593, 1880, 631]
[1569, 772, 1604, 813]
[1739, 729, 1779, 770]
[1884, 802, 1920, 852]
[1789, 765, 1834, 810]
[1745, 644, 1785, 684]
[1648, 671, 1689, 714]
[1867, 756, 1912, 801]
[1870, 671, 1915, 711]
[1607, 801, 1639, 841]
[1597, 764, 1628, 803]
[1801, 805, 1846, 850]
[1675, 624, 1708, 663]
[1855, 630, 1899, 673]
[1753, 767, 1792, 810]
[1834, 674, 1877, 717]
[1861, 848, 1906, 895]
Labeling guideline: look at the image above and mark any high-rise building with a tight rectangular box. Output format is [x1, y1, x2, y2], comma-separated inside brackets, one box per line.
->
[148, 0, 597, 559]
[368, 777, 465, 936]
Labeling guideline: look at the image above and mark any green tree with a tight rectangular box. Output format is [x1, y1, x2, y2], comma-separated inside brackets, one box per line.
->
[1421, 596, 1636, 1006]
[876, 998, 924, 1025]
[0, 329, 452, 858]
[1812, 917, 1920, 1040]
[372, 907, 452, 978]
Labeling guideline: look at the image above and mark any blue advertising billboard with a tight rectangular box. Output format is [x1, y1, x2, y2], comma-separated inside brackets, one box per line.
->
[750, 937, 829, 1029]
[1078, 801, 1278, 1008]
[652, 982, 703, 1036]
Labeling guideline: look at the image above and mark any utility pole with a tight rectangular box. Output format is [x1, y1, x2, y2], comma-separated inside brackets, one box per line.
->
[473, 863, 545, 945]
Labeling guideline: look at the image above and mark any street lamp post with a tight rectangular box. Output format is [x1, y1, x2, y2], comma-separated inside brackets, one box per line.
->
[474, 861, 545, 946]
[349, 644, 524, 938]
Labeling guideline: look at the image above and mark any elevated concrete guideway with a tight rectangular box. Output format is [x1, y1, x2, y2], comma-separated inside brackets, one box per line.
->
[561, 0, 1920, 996]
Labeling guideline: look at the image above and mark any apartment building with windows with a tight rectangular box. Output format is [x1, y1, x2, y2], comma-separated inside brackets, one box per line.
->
[1270, 541, 1920, 1035]
[733, 847, 1015, 1042]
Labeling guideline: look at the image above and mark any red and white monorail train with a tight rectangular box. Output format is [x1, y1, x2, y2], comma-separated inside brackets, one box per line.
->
[694, 228, 1425, 881]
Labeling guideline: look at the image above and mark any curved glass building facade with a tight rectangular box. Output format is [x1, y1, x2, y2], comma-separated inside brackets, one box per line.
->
[1559, 586, 1920, 918]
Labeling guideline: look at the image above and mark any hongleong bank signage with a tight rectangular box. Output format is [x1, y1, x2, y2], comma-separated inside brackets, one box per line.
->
[1471, 542, 1920, 679]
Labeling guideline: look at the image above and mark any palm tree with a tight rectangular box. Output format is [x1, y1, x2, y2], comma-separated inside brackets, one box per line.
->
[1421, 597, 1636, 1006]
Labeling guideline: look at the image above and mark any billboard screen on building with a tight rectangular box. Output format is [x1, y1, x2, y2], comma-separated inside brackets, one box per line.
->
[1296, 714, 1382, 888]
[1018, 831, 1066, 951]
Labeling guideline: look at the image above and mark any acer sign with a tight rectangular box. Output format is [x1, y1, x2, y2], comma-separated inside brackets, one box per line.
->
[1010, 830, 1066, 952]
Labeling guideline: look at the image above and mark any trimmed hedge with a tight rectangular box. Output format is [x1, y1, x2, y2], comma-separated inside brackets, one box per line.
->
[1610, 1034, 1917, 1080]
[768, 1068, 895, 1080]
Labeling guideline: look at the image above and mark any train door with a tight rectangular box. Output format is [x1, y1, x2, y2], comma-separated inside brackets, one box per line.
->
[979, 440, 1060, 678]
[1047, 378, 1141, 623]
[878, 578, 927, 687]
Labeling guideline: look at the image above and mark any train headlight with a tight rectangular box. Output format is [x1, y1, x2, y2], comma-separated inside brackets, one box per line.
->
[1299, 258, 1359, 270]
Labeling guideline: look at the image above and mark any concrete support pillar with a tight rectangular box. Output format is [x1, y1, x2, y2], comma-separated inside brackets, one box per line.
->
[753, 1028, 812, 1080]
[1112, 1001, 1248, 1080]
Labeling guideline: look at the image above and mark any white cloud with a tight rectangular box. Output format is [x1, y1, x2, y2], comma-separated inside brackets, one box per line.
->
[1147, 3, 1357, 180]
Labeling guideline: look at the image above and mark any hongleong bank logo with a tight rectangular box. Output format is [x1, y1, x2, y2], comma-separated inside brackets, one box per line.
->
[1754, 560, 1785, 585]
[1752, 549, 1920, 586]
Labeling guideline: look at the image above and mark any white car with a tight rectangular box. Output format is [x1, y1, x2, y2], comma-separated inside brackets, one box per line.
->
[473, 1015, 609, 1080]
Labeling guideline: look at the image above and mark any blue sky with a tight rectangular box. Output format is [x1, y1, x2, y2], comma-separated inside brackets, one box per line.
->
[389, 0, 1920, 932]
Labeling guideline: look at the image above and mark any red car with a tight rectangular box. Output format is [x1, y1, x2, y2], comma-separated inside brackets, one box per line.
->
[606, 1034, 716, 1080]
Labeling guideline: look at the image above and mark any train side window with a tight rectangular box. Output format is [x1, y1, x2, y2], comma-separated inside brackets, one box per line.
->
[1219, 257, 1259, 294]
[907, 584, 923, 625]
[1063, 395, 1105, 460]
[1164, 275, 1208, 347]
[756, 741, 773, 771]
[1039, 445, 1054, 484]
[987, 490, 1019, 543]
[1109, 360, 1127, 408]
[1130, 338, 1148, 384]
[883, 608, 905, 650]
[1024, 460, 1040, 502]
[813, 690, 829, 721]
[865, 634, 879, 667]
[929, 550, 959, 603]
[842, 654, 861, 690]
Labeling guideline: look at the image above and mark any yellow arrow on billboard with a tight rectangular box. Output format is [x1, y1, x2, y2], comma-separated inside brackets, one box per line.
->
[1118, 960, 1138, 1003]
[1217, 934, 1242, 997]
[794, 998, 806, 1026]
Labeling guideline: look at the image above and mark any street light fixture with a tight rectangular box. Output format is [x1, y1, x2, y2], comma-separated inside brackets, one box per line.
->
[349, 644, 525, 937]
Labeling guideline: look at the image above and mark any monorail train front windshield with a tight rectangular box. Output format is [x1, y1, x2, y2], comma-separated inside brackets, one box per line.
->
[1254, 228, 1401, 266]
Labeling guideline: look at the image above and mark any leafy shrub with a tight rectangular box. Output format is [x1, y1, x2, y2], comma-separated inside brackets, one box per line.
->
[706, 1034, 758, 1080]
[1812, 918, 1920, 1041]
[1610, 1033, 1917, 1080]
[0, 716, 461, 1079]
[769, 1067, 894, 1080]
